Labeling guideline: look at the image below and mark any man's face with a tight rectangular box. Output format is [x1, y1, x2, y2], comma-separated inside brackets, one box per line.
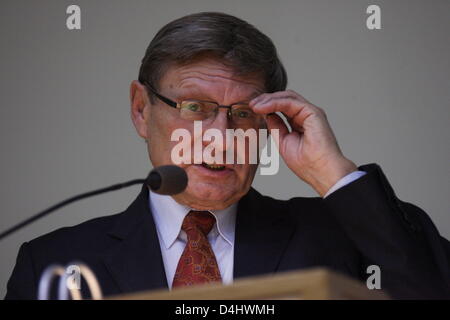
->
[131, 57, 266, 210]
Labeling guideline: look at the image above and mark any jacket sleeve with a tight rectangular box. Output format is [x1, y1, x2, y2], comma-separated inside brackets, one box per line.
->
[324, 163, 450, 299]
[4, 242, 38, 300]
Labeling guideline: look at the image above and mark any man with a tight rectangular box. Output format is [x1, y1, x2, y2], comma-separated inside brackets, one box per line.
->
[5, 12, 450, 299]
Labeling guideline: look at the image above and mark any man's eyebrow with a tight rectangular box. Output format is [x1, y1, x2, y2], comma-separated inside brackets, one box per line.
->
[174, 88, 264, 103]
[174, 88, 213, 101]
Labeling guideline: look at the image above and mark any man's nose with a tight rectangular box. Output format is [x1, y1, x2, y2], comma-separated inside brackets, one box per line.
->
[202, 109, 232, 154]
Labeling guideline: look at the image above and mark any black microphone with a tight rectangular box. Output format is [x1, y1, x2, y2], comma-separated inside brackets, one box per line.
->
[0, 165, 188, 241]
[146, 165, 188, 195]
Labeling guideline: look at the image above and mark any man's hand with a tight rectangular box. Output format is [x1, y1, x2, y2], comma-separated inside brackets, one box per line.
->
[250, 90, 358, 197]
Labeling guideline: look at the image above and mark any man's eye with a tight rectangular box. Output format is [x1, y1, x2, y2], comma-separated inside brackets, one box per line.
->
[184, 102, 201, 112]
[234, 110, 252, 118]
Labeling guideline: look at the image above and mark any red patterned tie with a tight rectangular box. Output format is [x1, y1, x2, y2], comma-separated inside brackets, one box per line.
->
[172, 210, 222, 288]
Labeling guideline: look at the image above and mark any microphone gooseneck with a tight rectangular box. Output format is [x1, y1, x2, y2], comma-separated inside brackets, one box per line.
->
[0, 165, 188, 241]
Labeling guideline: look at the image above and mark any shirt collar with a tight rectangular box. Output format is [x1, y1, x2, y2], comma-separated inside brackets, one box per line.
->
[149, 189, 237, 249]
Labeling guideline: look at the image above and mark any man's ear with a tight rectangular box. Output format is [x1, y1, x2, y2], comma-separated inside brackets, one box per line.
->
[130, 80, 150, 140]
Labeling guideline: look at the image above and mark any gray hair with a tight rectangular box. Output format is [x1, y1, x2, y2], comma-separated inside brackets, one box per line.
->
[138, 12, 287, 101]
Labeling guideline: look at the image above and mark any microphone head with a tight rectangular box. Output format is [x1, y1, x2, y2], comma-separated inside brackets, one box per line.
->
[146, 165, 188, 195]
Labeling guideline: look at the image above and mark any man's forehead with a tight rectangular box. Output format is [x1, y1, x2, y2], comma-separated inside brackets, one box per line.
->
[173, 82, 264, 101]
[160, 59, 265, 98]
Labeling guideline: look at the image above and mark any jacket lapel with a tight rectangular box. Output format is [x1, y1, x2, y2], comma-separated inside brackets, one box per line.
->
[102, 185, 168, 293]
[101, 185, 296, 292]
[233, 188, 296, 279]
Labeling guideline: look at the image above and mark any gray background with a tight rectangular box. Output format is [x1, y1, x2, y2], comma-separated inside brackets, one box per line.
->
[0, 0, 449, 298]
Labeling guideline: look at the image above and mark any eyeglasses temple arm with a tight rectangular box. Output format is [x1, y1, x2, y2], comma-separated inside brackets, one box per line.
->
[142, 81, 178, 108]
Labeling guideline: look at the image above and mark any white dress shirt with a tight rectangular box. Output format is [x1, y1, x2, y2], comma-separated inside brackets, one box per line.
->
[323, 170, 367, 198]
[149, 191, 237, 288]
[149, 170, 366, 288]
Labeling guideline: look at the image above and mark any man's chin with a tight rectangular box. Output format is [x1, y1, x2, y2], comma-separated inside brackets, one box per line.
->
[174, 185, 238, 210]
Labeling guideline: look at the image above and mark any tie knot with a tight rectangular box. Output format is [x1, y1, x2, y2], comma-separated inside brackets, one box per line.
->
[182, 210, 216, 236]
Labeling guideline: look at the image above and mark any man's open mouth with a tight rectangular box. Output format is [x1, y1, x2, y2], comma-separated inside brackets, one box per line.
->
[201, 162, 226, 171]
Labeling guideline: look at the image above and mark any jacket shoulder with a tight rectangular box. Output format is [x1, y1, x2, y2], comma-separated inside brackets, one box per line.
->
[245, 188, 345, 239]
[26, 211, 125, 259]
[248, 187, 328, 218]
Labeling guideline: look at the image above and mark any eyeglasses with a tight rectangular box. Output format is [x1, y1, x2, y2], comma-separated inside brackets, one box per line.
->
[142, 81, 265, 128]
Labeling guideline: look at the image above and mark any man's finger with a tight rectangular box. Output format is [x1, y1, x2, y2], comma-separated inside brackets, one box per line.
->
[252, 98, 315, 125]
[250, 90, 299, 106]
[265, 113, 289, 145]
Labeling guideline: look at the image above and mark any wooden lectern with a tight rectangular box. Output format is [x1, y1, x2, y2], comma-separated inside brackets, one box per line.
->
[109, 268, 389, 300]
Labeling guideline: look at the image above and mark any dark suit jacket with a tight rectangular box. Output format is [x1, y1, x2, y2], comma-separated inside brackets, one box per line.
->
[5, 164, 450, 299]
